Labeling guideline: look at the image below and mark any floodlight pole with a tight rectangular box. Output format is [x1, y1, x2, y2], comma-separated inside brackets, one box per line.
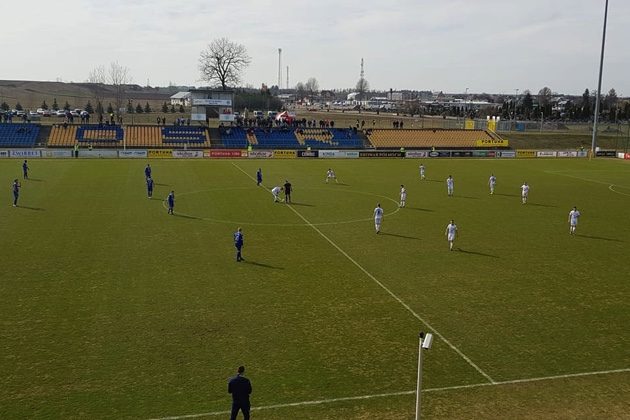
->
[591, 0, 609, 156]
[415, 332, 424, 420]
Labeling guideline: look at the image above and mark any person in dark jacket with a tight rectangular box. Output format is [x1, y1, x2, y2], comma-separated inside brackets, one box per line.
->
[228, 366, 252, 420]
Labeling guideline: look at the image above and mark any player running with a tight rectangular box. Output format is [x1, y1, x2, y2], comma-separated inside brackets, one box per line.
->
[399, 185, 407, 208]
[271, 186, 283, 202]
[521, 182, 529, 204]
[568, 206, 581, 235]
[325, 168, 338, 183]
[445, 219, 458, 251]
[446, 175, 454, 196]
[373, 203, 384, 234]
[488, 174, 497, 195]
[419, 164, 426, 180]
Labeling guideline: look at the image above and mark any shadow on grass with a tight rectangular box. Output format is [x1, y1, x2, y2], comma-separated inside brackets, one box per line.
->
[242, 260, 284, 270]
[457, 248, 499, 258]
[380, 232, 421, 240]
[455, 195, 479, 200]
[494, 193, 519, 197]
[423, 179, 442, 183]
[406, 207, 434, 212]
[155, 183, 170, 186]
[17, 205, 45, 211]
[527, 202, 557, 208]
[289, 202, 315, 207]
[577, 234, 624, 243]
[26, 178, 44, 182]
[173, 213, 202, 220]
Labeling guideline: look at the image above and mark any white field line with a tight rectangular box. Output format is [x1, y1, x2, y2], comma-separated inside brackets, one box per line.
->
[148, 367, 630, 420]
[545, 170, 630, 189]
[231, 163, 495, 384]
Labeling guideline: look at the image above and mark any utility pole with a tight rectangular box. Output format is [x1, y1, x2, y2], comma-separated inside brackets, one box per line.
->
[591, 0, 609, 155]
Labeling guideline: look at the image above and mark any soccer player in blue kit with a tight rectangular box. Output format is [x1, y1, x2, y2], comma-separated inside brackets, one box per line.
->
[166, 190, 175, 214]
[146, 176, 154, 198]
[234, 227, 244, 262]
[256, 168, 262, 186]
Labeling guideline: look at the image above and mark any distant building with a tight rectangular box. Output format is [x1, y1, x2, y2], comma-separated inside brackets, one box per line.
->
[170, 92, 191, 106]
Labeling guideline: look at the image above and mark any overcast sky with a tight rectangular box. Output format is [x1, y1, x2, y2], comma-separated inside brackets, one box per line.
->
[3, 0, 629, 95]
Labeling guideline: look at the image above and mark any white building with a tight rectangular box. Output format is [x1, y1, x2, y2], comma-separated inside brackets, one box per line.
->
[170, 92, 191, 106]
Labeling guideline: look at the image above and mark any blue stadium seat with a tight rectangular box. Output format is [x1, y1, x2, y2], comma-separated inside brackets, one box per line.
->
[0, 123, 40, 147]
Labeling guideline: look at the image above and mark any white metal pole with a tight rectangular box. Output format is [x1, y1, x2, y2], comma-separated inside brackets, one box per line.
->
[415, 333, 423, 420]
[591, 0, 609, 155]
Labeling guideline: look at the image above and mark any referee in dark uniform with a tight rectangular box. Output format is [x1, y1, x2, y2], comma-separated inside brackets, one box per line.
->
[228, 365, 252, 420]
[283, 179, 292, 203]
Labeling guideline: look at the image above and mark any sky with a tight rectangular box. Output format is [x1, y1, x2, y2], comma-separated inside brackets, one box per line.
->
[3, 0, 629, 96]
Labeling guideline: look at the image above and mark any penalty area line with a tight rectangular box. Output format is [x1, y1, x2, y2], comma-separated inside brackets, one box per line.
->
[147, 367, 630, 419]
[230, 162, 495, 384]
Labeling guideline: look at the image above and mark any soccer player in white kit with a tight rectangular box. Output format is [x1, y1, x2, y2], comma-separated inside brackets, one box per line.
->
[419, 164, 426, 180]
[568, 206, 581, 234]
[446, 175, 454, 196]
[271, 186, 283, 202]
[520, 182, 529, 204]
[399, 185, 407, 207]
[373, 203, 384, 234]
[445, 220, 458, 251]
[488, 174, 497, 195]
[325, 168, 338, 183]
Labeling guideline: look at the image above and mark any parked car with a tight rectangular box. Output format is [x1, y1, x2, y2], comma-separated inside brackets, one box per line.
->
[56, 110, 67, 117]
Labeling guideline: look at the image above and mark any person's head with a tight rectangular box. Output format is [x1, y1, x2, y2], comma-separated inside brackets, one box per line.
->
[171, 190, 174, 194]
[24, 160, 27, 163]
[449, 175, 452, 178]
[573, 206, 577, 210]
[238, 366, 245, 374]
[450, 219, 454, 224]
[14, 178, 18, 183]
[377, 202, 381, 208]
[401, 184, 404, 188]
[238, 227, 242, 233]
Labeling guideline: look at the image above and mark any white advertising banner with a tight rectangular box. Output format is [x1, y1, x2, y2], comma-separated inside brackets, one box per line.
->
[172, 150, 203, 158]
[219, 114, 235, 122]
[405, 151, 429, 158]
[191, 113, 207, 121]
[79, 149, 118, 158]
[497, 151, 516, 158]
[42, 149, 73, 158]
[537, 151, 557, 157]
[557, 151, 578, 158]
[318, 150, 360, 158]
[192, 99, 232, 106]
[0, 150, 8, 158]
[248, 150, 273, 158]
[10, 149, 41, 158]
[119, 150, 148, 158]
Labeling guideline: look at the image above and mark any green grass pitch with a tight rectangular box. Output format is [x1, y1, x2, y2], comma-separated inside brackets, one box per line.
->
[1, 157, 629, 419]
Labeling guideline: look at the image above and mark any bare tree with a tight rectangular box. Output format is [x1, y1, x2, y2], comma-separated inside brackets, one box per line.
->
[355, 77, 370, 101]
[199, 38, 251, 90]
[87, 65, 106, 118]
[109, 62, 132, 119]
[295, 82, 306, 101]
[304, 77, 319, 102]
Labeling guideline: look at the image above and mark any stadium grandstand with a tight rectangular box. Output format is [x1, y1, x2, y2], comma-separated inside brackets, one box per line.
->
[0, 123, 40, 147]
[366, 128, 504, 149]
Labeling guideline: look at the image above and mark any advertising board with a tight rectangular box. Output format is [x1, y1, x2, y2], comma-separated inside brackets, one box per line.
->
[0, 150, 8, 158]
[428, 151, 451, 158]
[556, 151, 578, 158]
[517, 150, 537, 158]
[118, 150, 148, 158]
[595, 150, 616, 157]
[208, 150, 247, 158]
[359, 151, 404, 158]
[173, 150, 203, 158]
[451, 151, 474, 158]
[475, 138, 509, 147]
[247, 150, 273, 158]
[191, 99, 232, 106]
[42, 149, 73, 158]
[78, 149, 118, 158]
[497, 151, 516, 158]
[405, 151, 429, 158]
[625, 153, 630, 160]
[273, 150, 296, 159]
[297, 150, 319, 158]
[148, 149, 173, 158]
[537, 151, 557, 157]
[10, 149, 41, 158]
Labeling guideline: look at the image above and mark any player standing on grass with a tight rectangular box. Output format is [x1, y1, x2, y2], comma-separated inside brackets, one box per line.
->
[146, 176, 154, 199]
[166, 190, 175, 214]
[271, 186, 283, 202]
[568, 206, 581, 235]
[234, 227, 244, 262]
[399, 184, 407, 207]
[12, 179, 21, 207]
[228, 366, 252, 420]
[325, 168, 338, 183]
[445, 219, 458, 251]
[283, 180, 292, 203]
[145, 164, 152, 180]
[419, 163, 426, 180]
[446, 175, 454, 196]
[22, 160, 29, 179]
[488, 174, 497, 195]
[521, 182, 529, 204]
[374, 203, 384, 234]
[256, 168, 262, 186]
